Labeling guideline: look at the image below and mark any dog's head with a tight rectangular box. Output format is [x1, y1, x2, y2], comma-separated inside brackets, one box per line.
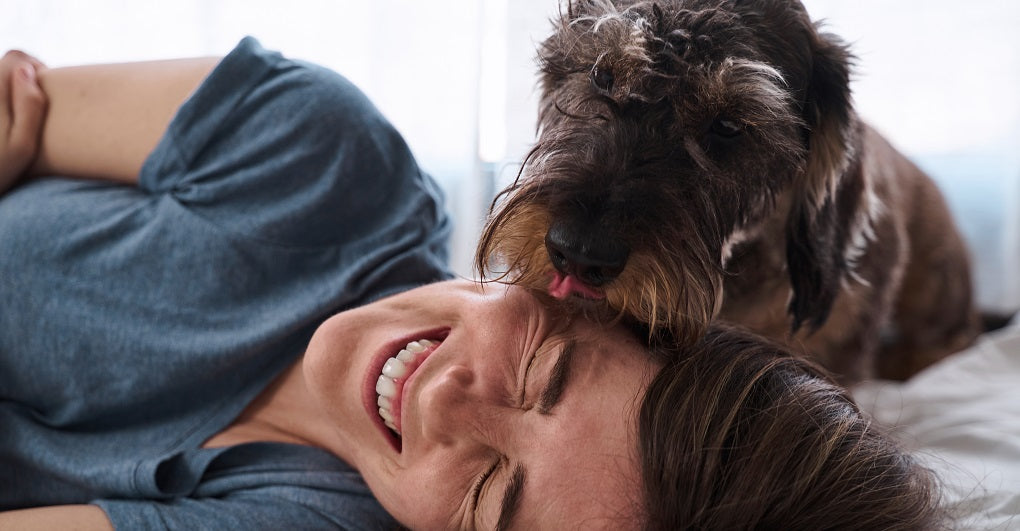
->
[477, 0, 856, 343]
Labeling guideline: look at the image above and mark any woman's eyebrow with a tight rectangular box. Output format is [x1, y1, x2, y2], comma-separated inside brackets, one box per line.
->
[536, 339, 576, 415]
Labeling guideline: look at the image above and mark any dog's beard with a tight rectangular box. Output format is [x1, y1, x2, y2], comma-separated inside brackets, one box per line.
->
[476, 188, 724, 345]
[605, 248, 723, 343]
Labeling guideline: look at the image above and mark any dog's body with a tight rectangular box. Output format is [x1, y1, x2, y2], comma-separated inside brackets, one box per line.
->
[717, 123, 977, 380]
[477, 0, 979, 382]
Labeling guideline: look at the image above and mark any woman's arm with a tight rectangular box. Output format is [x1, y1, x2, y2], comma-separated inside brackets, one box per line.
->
[29, 56, 220, 183]
[0, 505, 114, 531]
[1, 49, 219, 191]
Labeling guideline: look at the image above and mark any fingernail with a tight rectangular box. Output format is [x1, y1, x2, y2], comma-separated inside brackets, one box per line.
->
[18, 66, 34, 82]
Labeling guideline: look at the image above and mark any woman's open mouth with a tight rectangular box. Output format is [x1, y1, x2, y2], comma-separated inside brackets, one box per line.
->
[375, 337, 441, 443]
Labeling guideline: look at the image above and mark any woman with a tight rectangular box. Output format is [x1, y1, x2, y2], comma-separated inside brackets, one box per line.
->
[1, 39, 944, 529]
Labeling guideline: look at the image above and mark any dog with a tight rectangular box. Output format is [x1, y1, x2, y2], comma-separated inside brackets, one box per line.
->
[475, 0, 979, 383]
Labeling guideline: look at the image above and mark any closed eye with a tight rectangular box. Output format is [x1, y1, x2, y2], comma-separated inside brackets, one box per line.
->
[470, 458, 501, 524]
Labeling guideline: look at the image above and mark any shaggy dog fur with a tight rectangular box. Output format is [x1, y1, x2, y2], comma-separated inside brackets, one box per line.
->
[476, 0, 979, 382]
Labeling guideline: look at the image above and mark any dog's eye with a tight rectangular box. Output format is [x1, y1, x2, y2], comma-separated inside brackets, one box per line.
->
[590, 65, 614, 94]
[709, 117, 744, 139]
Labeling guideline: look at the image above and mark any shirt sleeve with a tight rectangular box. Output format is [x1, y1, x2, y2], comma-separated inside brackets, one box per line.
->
[139, 36, 450, 252]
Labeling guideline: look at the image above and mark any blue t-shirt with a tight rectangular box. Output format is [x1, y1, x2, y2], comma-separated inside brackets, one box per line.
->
[0, 37, 451, 529]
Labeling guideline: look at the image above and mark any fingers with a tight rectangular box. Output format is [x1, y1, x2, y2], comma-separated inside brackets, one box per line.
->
[9, 64, 47, 164]
[0, 58, 11, 127]
[1, 51, 41, 125]
[1, 50, 46, 116]
[1, 49, 48, 192]
[2, 49, 46, 71]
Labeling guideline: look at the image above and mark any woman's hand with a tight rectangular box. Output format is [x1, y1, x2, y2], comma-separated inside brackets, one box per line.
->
[0, 50, 47, 194]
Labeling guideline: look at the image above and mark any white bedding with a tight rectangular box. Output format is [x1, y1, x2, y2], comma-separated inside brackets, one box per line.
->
[853, 318, 1020, 530]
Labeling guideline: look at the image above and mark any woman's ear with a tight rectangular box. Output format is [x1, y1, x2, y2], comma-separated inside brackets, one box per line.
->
[784, 29, 855, 333]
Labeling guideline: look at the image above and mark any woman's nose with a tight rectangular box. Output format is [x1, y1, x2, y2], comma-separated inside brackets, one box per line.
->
[418, 363, 484, 446]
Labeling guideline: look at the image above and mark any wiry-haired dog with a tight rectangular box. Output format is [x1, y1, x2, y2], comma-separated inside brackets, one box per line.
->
[476, 0, 979, 382]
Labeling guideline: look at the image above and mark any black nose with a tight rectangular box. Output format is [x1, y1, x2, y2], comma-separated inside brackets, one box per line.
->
[544, 221, 630, 287]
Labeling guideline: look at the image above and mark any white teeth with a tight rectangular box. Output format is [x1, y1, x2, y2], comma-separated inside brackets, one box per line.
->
[376, 375, 397, 398]
[375, 338, 439, 438]
[382, 357, 409, 379]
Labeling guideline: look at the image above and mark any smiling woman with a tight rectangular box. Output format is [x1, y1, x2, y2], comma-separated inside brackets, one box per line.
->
[300, 280, 660, 529]
[0, 38, 943, 530]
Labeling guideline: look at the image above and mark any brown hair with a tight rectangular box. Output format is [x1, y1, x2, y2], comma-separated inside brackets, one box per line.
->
[638, 325, 947, 530]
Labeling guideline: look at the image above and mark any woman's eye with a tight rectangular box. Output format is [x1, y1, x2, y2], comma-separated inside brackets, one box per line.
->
[470, 459, 500, 520]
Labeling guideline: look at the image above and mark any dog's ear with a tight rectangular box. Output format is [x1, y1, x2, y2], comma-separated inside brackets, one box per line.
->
[786, 193, 845, 333]
[785, 29, 855, 333]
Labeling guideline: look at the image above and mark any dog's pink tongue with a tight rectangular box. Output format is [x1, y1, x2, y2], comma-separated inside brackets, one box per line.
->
[548, 272, 605, 300]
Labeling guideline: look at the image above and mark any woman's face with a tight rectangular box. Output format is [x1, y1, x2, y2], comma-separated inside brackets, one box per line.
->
[303, 279, 660, 529]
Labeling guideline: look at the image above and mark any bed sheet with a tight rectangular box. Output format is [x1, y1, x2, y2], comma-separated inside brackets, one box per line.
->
[854, 317, 1020, 530]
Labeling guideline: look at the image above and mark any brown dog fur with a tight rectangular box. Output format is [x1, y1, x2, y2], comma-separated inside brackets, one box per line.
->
[476, 0, 979, 383]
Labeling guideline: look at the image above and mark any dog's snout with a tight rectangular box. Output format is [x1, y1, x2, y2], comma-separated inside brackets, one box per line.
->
[545, 222, 630, 287]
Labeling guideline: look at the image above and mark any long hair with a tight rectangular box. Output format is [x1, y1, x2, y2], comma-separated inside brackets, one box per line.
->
[638, 324, 947, 530]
